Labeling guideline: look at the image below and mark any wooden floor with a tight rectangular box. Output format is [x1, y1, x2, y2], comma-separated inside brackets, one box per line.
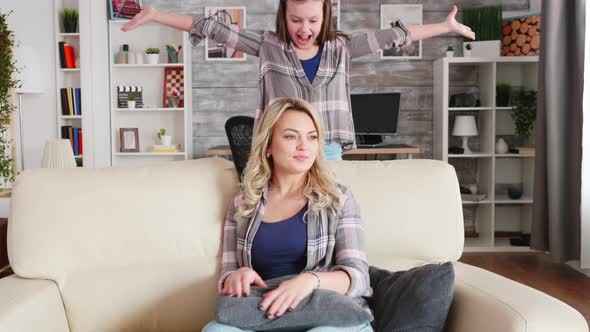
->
[460, 252, 590, 326]
[0, 252, 588, 326]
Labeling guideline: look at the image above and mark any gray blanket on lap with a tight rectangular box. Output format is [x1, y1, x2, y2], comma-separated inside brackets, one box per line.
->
[216, 275, 372, 331]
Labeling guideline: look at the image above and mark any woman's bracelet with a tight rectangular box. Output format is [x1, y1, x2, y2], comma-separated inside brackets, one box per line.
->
[305, 271, 321, 289]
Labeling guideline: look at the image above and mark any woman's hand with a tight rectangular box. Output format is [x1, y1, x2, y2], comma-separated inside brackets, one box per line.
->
[259, 273, 317, 319]
[222, 267, 268, 297]
[445, 5, 476, 40]
[121, 6, 157, 32]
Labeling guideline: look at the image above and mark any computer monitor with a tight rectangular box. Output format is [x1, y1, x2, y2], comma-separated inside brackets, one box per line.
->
[350, 93, 400, 145]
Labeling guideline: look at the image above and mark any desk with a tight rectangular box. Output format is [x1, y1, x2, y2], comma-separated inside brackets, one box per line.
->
[207, 144, 419, 159]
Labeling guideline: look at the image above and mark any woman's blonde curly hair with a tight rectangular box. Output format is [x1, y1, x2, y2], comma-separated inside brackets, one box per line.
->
[235, 98, 342, 220]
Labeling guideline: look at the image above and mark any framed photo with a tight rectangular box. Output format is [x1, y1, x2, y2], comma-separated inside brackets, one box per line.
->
[331, 0, 341, 31]
[120, 128, 139, 152]
[205, 7, 247, 61]
[501, 14, 541, 56]
[162, 66, 185, 108]
[380, 4, 423, 60]
[109, 0, 142, 20]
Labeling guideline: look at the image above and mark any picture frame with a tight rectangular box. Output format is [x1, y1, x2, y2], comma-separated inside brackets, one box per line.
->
[380, 4, 423, 60]
[205, 6, 247, 61]
[109, 0, 142, 21]
[162, 66, 185, 108]
[501, 14, 541, 56]
[119, 128, 139, 152]
[331, 0, 341, 31]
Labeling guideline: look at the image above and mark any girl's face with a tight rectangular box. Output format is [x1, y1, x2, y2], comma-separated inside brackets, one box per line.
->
[285, 0, 324, 50]
[267, 110, 319, 175]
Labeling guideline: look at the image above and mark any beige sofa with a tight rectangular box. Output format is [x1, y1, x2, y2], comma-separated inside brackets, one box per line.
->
[0, 158, 587, 332]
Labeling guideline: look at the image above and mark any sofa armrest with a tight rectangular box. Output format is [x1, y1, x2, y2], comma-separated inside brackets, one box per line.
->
[0, 275, 70, 332]
[447, 262, 588, 332]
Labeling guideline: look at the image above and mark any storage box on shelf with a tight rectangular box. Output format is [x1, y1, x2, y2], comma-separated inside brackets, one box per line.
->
[434, 56, 538, 251]
[54, 0, 84, 167]
[108, 21, 192, 167]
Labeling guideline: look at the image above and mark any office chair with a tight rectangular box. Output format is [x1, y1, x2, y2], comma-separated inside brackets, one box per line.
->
[224, 116, 255, 180]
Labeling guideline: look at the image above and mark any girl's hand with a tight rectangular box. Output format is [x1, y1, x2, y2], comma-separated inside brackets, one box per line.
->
[445, 5, 476, 40]
[222, 267, 268, 297]
[259, 273, 317, 319]
[121, 6, 157, 32]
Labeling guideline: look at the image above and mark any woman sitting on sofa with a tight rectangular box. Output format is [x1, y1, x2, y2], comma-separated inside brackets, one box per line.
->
[204, 98, 372, 332]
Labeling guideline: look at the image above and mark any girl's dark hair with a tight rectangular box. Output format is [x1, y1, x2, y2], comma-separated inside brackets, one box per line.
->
[276, 0, 348, 45]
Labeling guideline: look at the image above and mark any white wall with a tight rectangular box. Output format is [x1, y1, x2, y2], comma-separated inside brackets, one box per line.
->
[0, 1, 57, 217]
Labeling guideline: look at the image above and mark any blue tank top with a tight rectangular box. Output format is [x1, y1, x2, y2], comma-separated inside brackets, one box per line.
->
[300, 46, 323, 84]
[251, 204, 308, 280]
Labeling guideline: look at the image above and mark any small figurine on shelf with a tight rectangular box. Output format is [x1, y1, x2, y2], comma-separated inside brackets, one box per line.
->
[157, 128, 172, 146]
[166, 43, 182, 63]
[144, 47, 160, 64]
[167, 87, 180, 108]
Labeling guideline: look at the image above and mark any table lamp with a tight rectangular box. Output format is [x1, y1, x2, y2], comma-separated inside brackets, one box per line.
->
[41, 139, 76, 168]
[452, 115, 478, 154]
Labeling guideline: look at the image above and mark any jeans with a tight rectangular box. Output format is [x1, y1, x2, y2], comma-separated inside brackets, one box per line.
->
[323, 143, 343, 161]
[202, 321, 374, 332]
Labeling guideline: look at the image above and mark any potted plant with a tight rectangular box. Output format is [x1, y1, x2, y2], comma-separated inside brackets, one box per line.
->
[145, 48, 160, 65]
[464, 43, 472, 57]
[63, 8, 79, 33]
[445, 46, 454, 58]
[0, 10, 17, 189]
[462, 6, 502, 57]
[127, 95, 136, 109]
[496, 83, 511, 106]
[157, 128, 171, 146]
[510, 90, 537, 146]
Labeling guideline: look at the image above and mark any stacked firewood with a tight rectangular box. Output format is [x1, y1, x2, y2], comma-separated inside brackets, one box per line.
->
[501, 16, 541, 56]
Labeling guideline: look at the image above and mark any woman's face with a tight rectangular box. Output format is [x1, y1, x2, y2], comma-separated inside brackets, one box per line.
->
[267, 110, 319, 175]
[285, 0, 324, 50]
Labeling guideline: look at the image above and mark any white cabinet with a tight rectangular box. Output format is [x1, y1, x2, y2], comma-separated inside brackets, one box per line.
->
[434, 56, 538, 251]
[108, 21, 192, 167]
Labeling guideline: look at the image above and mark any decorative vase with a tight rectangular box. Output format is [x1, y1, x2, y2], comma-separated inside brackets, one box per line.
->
[127, 100, 136, 109]
[64, 21, 77, 33]
[160, 135, 172, 146]
[468, 183, 479, 195]
[495, 138, 509, 154]
[146, 54, 159, 64]
[507, 187, 523, 199]
[135, 52, 144, 64]
[127, 52, 136, 65]
[445, 50, 454, 58]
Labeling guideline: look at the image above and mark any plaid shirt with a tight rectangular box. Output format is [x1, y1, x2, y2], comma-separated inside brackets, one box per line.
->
[218, 184, 372, 308]
[190, 16, 411, 150]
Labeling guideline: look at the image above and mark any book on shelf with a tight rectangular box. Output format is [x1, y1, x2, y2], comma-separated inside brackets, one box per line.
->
[508, 146, 535, 155]
[60, 87, 82, 115]
[61, 126, 83, 156]
[150, 144, 181, 153]
[58, 42, 76, 69]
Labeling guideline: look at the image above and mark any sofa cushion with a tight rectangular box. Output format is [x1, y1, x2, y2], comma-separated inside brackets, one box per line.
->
[368, 262, 455, 332]
[216, 274, 372, 331]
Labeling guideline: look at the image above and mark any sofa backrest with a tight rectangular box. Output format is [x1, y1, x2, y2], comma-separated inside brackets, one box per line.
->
[8, 158, 463, 332]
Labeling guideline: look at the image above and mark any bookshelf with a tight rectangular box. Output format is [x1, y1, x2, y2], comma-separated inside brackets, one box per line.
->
[433, 56, 538, 251]
[54, 0, 85, 167]
[108, 21, 192, 167]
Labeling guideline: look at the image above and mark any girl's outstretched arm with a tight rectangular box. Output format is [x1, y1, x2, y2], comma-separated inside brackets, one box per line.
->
[121, 6, 193, 32]
[407, 5, 476, 41]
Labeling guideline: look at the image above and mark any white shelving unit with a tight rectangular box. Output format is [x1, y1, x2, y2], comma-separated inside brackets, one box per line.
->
[54, 0, 85, 166]
[108, 20, 192, 167]
[434, 56, 538, 251]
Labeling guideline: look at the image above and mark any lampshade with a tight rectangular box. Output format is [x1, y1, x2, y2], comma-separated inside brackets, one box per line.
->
[452, 115, 478, 136]
[14, 45, 47, 94]
[41, 139, 77, 168]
